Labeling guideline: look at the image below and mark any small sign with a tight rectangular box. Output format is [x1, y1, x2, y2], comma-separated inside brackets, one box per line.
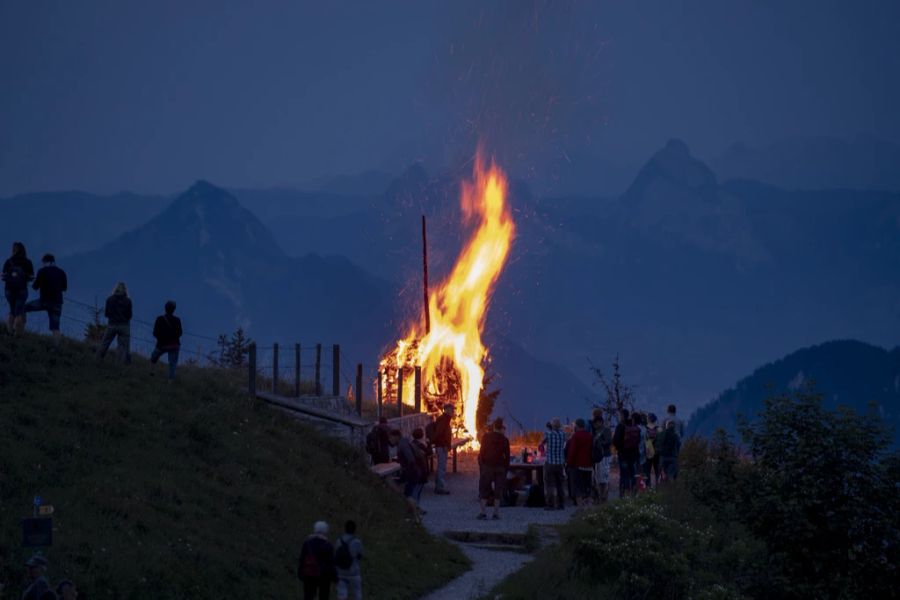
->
[38, 505, 54, 516]
[22, 517, 52, 548]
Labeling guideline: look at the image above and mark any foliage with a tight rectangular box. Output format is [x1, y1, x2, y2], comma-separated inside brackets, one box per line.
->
[738, 388, 900, 598]
[209, 327, 253, 368]
[82, 300, 106, 345]
[0, 334, 468, 599]
[589, 354, 635, 424]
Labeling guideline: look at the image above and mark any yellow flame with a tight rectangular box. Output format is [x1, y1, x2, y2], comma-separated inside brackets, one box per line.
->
[381, 152, 515, 440]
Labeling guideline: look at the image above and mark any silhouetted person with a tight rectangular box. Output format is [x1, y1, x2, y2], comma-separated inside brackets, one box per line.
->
[541, 418, 566, 510]
[97, 282, 132, 363]
[334, 520, 364, 600]
[432, 403, 454, 494]
[2, 242, 34, 336]
[54, 580, 77, 600]
[298, 521, 337, 600]
[22, 253, 67, 346]
[21, 554, 49, 600]
[477, 418, 510, 520]
[150, 300, 182, 379]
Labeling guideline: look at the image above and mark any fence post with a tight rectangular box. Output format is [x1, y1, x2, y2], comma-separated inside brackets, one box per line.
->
[315, 343, 322, 396]
[272, 343, 279, 394]
[294, 343, 301, 397]
[397, 367, 404, 417]
[355, 363, 363, 416]
[248, 343, 257, 399]
[377, 370, 383, 418]
[414, 366, 422, 412]
[332, 344, 340, 396]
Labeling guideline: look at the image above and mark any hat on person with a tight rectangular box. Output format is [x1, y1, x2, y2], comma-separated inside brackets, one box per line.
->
[313, 521, 329, 535]
[25, 555, 48, 568]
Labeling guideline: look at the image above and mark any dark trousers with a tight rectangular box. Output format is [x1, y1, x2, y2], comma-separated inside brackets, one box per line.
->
[151, 347, 179, 379]
[644, 455, 661, 486]
[302, 577, 331, 600]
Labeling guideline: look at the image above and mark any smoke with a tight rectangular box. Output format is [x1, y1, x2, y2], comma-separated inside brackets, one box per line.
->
[422, 0, 611, 186]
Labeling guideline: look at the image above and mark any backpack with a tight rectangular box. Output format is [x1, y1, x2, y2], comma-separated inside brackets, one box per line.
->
[300, 548, 320, 578]
[334, 537, 354, 570]
[5, 263, 27, 290]
[645, 437, 656, 460]
[365, 427, 379, 456]
[623, 425, 641, 451]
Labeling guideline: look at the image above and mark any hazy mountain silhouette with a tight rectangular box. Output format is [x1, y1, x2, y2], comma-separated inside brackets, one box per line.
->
[688, 340, 900, 447]
[0, 191, 166, 256]
[711, 135, 900, 191]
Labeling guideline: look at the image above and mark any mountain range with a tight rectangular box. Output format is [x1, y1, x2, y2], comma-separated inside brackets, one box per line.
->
[4, 137, 899, 429]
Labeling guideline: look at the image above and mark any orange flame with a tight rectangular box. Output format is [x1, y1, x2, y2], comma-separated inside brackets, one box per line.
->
[380, 152, 515, 441]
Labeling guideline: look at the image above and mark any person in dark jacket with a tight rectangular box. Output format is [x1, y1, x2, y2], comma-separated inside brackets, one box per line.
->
[431, 403, 454, 494]
[97, 282, 132, 363]
[23, 254, 67, 345]
[373, 416, 391, 465]
[298, 521, 337, 600]
[477, 418, 510, 520]
[2, 242, 35, 336]
[659, 420, 682, 481]
[567, 418, 594, 505]
[150, 300, 182, 379]
[21, 554, 50, 600]
[393, 429, 427, 522]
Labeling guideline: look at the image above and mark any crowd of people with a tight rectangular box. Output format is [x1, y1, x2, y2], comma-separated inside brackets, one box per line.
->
[2, 242, 184, 379]
[297, 520, 364, 600]
[0, 555, 79, 600]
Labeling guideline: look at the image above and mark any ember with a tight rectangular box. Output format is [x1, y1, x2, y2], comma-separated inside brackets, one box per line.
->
[379, 151, 515, 444]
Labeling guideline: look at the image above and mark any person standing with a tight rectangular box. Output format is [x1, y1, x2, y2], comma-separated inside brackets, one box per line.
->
[2, 242, 34, 336]
[298, 521, 337, 600]
[566, 418, 594, 506]
[21, 555, 50, 600]
[97, 282, 132, 363]
[541, 418, 567, 510]
[477, 418, 510, 520]
[659, 420, 682, 481]
[644, 414, 661, 487]
[591, 414, 613, 503]
[666, 404, 685, 439]
[23, 254, 67, 346]
[334, 520, 363, 600]
[393, 429, 426, 522]
[150, 300, 182, 379]
[431, 403, 454, 494]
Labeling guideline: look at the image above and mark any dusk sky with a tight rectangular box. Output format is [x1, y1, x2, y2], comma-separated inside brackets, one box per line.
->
[2, 0, 899, 196]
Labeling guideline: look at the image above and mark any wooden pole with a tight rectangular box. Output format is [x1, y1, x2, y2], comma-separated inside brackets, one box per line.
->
[422, 214, 431, 335]
[272, 343, 279, 394]
[332, 344, 340, 397]
[294, 343, 301, 397]
[355, 363, 363, 416]
[315, 343, 322, 396]
[397, 367, 404, 417]
[377, 370, 383, 418]
[248, 343, 257, 399]
[414, 366, 422, 412]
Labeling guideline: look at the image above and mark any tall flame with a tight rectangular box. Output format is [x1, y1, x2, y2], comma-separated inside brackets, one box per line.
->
[380, 152, 515, 440]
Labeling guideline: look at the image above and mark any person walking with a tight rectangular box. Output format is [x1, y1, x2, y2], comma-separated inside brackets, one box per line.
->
[566, 418, 594, 506]
[431, 403, 454, 494]
[97, 282, 132, 363]
[298, 521, 337, 600]
[334, 520, 363, 600]
[393, 429, 426, 522]
[21, 555, 50, 600]
[591, 414, 613, 503]
[541, 418, 567, 510]
[23, 254, 67, 346]
[2, 242, 34, 336]
[150, 300, 182, 379]
[477, 418, 510, 520]
[659, 420, 682, 481]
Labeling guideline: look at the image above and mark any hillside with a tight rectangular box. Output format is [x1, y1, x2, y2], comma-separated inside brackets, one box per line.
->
[0, 334, 468, 598]
[688, 340, 900, 445]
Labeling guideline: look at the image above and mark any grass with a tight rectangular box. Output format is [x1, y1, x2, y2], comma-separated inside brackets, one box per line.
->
[0, 333, 469, 599]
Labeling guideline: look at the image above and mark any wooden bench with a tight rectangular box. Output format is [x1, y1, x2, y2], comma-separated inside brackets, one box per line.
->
[371, 462, 401, 478]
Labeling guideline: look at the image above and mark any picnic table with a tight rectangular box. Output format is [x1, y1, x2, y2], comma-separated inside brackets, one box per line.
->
[508, 459, 546, 489]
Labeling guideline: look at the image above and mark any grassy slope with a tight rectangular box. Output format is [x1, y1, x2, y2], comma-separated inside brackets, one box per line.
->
[0, 334, 468, 598]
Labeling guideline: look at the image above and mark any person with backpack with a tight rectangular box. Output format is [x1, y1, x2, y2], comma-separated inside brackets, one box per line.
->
[298, 521, 337, 600]
[97, 282, 133, 363]
[477, 418, 510, 520]
[22, 254, 67, 346]
[2, 242, 35, 336]
[334, 520, 363, 600]
[659, 419, 682, 481]
[150, 300, 182, 380]
[365, 417, 391, 465]
[431, 403, 454, 495]
[591, 414, 613, 503]
[644, 413, 661, 487]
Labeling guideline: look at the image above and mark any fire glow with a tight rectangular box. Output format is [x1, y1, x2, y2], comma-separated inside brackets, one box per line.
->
[380, 152, 515, 441]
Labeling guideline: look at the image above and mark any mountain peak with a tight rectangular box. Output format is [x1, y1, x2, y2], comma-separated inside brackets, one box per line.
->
[625, 139, 717, 200]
